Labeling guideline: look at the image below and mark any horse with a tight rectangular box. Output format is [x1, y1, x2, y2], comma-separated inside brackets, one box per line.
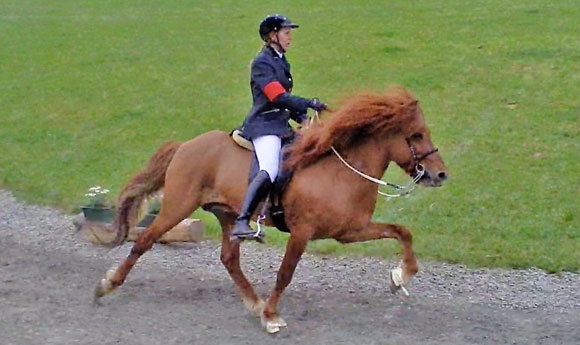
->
[93, 85, 449, 334]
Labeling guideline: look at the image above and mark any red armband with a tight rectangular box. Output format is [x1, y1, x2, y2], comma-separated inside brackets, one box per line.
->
[263, 81, 286, 101]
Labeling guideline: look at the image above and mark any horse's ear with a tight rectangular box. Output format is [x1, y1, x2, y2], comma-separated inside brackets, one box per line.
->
[399, 99, 418, 109]
[407, 100, 419, 114]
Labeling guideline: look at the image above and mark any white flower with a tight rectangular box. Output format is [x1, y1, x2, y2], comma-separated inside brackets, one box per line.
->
[84, 185, 112, 208]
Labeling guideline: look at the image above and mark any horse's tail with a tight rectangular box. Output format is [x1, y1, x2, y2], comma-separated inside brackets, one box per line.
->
[112, 141, 182, 246]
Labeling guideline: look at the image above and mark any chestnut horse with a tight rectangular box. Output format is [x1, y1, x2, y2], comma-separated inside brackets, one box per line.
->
[94, 85, 448, 333]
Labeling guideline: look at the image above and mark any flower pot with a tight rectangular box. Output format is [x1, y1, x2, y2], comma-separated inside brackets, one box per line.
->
[138, 213, 157, 228]
[81, 206, 116, 224]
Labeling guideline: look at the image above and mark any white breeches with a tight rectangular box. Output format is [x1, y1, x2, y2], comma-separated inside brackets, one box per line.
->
[252, 135, 281, 182]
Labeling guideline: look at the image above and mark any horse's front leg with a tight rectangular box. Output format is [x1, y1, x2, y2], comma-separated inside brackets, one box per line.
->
[262, 234, 308, 333]
[335, 222, 418, 294]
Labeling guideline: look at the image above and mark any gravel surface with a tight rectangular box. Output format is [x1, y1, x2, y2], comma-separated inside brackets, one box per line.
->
[1, 189, 579, 344]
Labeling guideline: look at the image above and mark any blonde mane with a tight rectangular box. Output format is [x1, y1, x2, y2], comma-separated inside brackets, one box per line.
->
[285, 85, 419, 171]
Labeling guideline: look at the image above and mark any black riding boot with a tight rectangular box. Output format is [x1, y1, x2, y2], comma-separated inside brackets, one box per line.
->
[230, 170, 272, 241]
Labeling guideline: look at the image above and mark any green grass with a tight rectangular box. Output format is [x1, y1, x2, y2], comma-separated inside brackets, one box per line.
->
[1, 0, 579, 272]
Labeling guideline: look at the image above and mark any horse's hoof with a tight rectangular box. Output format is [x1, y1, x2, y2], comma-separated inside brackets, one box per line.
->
[94, 275, 114, 299]
[389, 275, 401, 294]
[93, 282, 107, 305]
[92, 290, 104, 306]
[389, 267, 410, 296]
[262, 314, 287, 334]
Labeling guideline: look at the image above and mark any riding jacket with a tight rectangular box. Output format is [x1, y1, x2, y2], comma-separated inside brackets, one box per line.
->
[241, 46, 310, 140]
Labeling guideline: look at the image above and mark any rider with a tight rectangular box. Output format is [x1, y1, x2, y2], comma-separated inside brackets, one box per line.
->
[230, 14, 327, 241]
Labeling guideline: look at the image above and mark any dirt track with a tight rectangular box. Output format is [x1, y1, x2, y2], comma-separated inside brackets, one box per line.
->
[1, 191, 579, 345]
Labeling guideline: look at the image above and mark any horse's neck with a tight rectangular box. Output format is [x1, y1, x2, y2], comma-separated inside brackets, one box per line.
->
[340, 136, 391, 179]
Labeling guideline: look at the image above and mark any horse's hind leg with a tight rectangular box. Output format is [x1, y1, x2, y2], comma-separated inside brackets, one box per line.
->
[94, 195, 198, 301]
[209, 206, 264, 316]
[335, 222, 418, 293]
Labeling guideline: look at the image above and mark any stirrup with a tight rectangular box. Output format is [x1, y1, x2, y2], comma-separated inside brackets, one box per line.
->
[230, 230, 265, 243]
[230, 220, 265, 243]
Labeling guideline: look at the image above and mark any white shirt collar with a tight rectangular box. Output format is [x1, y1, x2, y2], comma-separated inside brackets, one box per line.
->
[272, 47, 284, 58]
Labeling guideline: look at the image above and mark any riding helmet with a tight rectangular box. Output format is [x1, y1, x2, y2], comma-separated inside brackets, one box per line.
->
[259, 14, 299, 42]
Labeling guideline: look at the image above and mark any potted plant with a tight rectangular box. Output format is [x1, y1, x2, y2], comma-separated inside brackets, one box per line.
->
[81, 186, 115, 223]
[138, 194, 162, 228]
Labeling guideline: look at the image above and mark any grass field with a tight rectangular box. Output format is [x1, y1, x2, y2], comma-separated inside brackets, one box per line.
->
[1, 1, 579, 272]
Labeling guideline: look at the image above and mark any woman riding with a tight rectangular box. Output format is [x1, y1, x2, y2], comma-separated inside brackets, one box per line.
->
[230, 14, 327, 241]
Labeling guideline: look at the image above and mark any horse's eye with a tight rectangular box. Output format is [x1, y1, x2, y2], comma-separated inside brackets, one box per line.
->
[409, 132, 423, 141]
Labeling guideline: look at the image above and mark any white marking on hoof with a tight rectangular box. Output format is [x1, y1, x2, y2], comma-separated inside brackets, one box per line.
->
[389, 267, 410, 296]
[105, 267, 117, 280]
[262, 315, 287, 334]
[266, 322, 280, 334]
[99, 278, 114, 295]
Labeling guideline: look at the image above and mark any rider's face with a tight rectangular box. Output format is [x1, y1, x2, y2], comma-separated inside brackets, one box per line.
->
[270, 27, 293, 52]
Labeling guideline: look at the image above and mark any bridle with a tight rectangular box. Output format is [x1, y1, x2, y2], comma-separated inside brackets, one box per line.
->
[312, 111, 439, 199]
[408, 139, 439, 165]
[406, 138, 439, 179]
[331, 139, 437, 199]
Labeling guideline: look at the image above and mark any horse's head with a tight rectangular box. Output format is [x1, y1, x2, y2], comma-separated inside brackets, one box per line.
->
[388, 100, 449, 187]
[285, 85, 449, 189]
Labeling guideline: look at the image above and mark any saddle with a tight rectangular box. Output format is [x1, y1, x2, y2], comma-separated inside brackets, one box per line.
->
[230, 128, 293, 233]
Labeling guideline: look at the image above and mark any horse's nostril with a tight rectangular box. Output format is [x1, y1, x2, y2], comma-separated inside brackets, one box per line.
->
[438, 171, 448, 180]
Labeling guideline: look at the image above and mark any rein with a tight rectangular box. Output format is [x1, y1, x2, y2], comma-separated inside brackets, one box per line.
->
[330, 146, 424, 198]
[311, 111, 432, 199]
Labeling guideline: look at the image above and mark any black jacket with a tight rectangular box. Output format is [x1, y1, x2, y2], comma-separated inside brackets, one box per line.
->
[241, 46, 310, 140]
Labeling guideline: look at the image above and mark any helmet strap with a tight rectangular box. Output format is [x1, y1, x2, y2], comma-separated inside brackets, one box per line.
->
[268, 32, 285, 53]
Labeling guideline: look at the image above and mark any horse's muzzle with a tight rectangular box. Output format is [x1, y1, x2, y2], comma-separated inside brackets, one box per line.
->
[419, 166, 448, 187]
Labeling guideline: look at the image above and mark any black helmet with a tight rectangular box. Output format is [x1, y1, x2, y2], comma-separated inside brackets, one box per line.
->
[259, 14, 299, 42]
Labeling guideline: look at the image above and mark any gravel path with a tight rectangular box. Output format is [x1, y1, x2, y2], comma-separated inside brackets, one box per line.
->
[1, 189, 579, 344]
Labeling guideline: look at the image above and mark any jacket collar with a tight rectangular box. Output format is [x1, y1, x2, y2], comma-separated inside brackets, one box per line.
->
[266, 45, 283, 58]
[265, 46, 289, 70]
